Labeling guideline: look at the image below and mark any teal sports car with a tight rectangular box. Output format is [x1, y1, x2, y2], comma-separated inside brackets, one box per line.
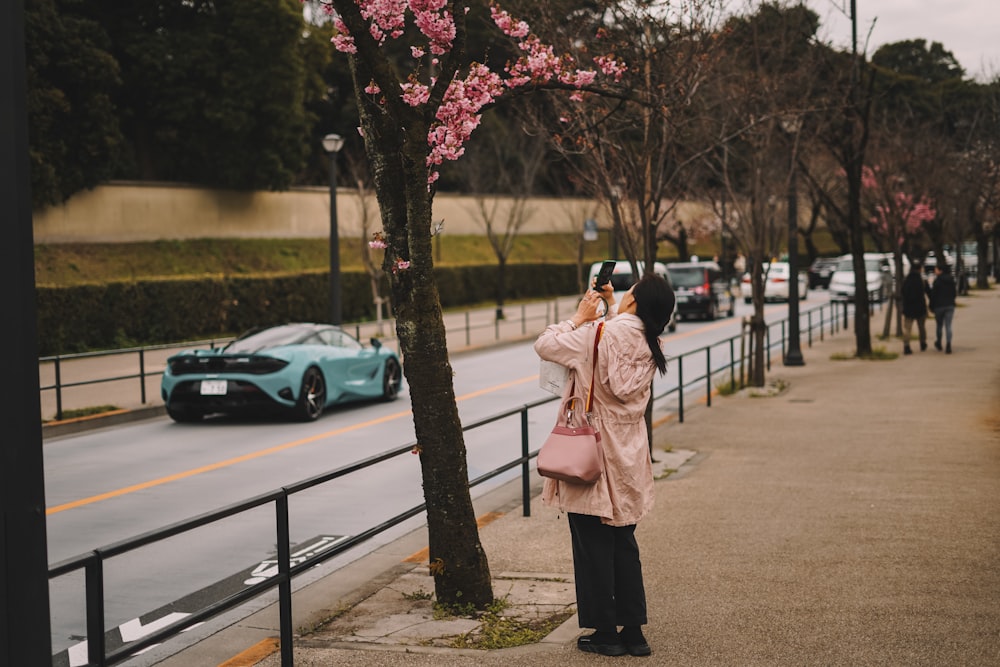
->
[161, 323, 402, 422]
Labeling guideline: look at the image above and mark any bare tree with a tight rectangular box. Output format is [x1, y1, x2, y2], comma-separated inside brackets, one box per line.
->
[458, 111, 548, 319]
[344, 150, 392, 334]
[522, 0, 727, 278]
[696, 1, 823, 385]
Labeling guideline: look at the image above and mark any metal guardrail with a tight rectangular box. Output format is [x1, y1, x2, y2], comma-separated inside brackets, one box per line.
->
[38, 301, 578, 421]
[47, 296, 872, 666]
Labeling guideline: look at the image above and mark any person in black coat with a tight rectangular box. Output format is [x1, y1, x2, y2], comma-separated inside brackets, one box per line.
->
[900, 263, 928, 354]
[927, 263, 957, 354]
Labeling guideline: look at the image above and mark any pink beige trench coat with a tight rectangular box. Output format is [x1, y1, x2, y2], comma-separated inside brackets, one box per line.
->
[534, 313, 657, 526]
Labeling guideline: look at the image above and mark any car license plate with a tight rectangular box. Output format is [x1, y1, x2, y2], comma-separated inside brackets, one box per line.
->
[676, 295, 689, 303]
[200, 380, 228, 395]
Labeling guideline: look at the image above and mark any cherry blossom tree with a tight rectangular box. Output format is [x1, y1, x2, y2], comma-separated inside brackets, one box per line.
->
[312, 0, 623, 609]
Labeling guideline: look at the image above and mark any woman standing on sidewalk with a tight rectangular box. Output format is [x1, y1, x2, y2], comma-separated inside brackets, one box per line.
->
[534, 274, 675, 657]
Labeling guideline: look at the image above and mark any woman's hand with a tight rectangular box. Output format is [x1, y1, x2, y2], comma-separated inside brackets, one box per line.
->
[570, 285, 614, 327]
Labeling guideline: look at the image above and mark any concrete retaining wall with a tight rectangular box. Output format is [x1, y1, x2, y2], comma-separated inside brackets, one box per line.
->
[33, 182, 608, 243]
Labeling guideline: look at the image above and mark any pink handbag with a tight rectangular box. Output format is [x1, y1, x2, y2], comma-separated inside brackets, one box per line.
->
[537, 323, 605, 485]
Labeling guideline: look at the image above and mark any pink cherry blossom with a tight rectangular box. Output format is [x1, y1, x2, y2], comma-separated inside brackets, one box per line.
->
[490, 5, 529, 38]
[313, 1, 623, 184]
[594, 55, 627, 82]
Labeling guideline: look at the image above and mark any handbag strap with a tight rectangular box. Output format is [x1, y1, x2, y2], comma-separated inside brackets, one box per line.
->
[585, 322, 604, 413]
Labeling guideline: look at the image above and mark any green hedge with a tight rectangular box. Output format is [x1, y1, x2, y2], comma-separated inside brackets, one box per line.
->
[37, 264, 580, 355]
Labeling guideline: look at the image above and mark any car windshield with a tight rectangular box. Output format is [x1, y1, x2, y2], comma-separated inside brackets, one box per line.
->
[669, 268, 705, 288]
[836, 258, 884, 272]
[766, 264, 789, 277]
[225, 325, 310, 353]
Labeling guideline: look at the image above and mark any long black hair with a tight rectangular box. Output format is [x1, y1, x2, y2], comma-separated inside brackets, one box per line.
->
[632, 274, 675, 375]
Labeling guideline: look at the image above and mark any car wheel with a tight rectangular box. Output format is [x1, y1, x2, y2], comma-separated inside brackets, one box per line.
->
[381, 358, 402, 401]
[294, 367, 326, 422]
[744, 296, 752, 305]
[728, 298, 735, 317]
[167, 404, 203, 423]
[705, 300, 717, 321]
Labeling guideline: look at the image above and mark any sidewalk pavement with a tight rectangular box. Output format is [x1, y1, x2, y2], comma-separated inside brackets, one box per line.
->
[150, 288, 1000, 666]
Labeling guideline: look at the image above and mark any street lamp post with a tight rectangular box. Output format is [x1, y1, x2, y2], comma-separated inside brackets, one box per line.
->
[322, 133, 345, 325]
[781, 116, 805, 366]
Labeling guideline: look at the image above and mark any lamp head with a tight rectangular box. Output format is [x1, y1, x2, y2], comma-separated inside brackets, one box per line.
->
[322, 133, 345, 153]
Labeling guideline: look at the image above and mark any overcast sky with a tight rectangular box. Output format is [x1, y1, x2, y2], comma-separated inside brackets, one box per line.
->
[802, 0, 999, 80]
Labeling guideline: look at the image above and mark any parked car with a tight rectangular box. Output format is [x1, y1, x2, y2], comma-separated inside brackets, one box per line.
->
[667, 260, 735, 320]
[587, 260, 677, 332]
[807, 257, 840, 289]
[161, 323, 402, 422]
[827, 254, 892, 302]
[922, 250, 954, 275]
[741, 262, 808, 303]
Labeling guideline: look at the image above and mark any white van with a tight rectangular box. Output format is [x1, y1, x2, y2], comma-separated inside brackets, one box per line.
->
[587, 261, 676, 332]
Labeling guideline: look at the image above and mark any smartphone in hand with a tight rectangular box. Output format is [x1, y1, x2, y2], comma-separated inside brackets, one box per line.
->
[593, 260, 616, 292]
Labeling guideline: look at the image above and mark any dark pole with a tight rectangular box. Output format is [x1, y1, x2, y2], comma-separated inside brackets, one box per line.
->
[323, 134, 344, 325]
[784, 136, 805, 366]
[2, 1, 54, 664]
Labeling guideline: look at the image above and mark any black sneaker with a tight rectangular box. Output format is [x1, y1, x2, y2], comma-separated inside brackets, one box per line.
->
[934, 339, 942, 351]
[619, 628, 652, 657]
[903, 346, 912, 355]
[946, 343, 952, 354]
[577, 631, 628, 656]
[920, 341, 927, 351]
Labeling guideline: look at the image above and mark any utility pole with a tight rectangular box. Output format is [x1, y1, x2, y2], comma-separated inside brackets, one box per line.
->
[2, 2, 54, 665]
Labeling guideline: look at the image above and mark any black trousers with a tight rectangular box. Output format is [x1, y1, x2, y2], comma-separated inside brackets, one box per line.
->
[567, 512, 648, 630]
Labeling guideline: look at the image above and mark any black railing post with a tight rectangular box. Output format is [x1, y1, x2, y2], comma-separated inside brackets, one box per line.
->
[276, 495, 294, 667]
[766, 326, 772, 371]
[677, 357, 685, 423]
[521, 409, 531, 517]
[139, 348, 147, 404]
[55, 355, 63, 420]
[86, 555, 106, 666]
[705, 347, 712, 407]
[729, 338, 736, 389]
[807, 311, 813, 347]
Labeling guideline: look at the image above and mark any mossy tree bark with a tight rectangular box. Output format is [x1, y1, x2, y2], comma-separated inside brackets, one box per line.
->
[338, 2, 492, 609]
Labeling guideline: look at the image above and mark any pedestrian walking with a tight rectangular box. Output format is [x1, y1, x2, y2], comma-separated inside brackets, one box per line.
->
[533, 273, 675, 657]
[927, 263, 957, 354]
[901, 262, 928, 354]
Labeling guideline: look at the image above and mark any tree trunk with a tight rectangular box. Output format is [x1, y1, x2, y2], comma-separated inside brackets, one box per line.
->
[351, 58, 493, 610]
[750, 266, 767, 387]
[495, 258, 506, 320]
[976, 230, 990, 290]
[845, 151, 872, 356]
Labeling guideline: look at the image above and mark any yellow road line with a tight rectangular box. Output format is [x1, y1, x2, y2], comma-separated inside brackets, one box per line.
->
[403, 511, 506, 564]
[48, 324, 735, 516]
[47, 377, 538, 515]
[217, 637, 279, 667]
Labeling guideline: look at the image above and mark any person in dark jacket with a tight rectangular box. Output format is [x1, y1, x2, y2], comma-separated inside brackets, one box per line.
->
[927, 263, 957, 354]
[900, 262, 928, 355]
